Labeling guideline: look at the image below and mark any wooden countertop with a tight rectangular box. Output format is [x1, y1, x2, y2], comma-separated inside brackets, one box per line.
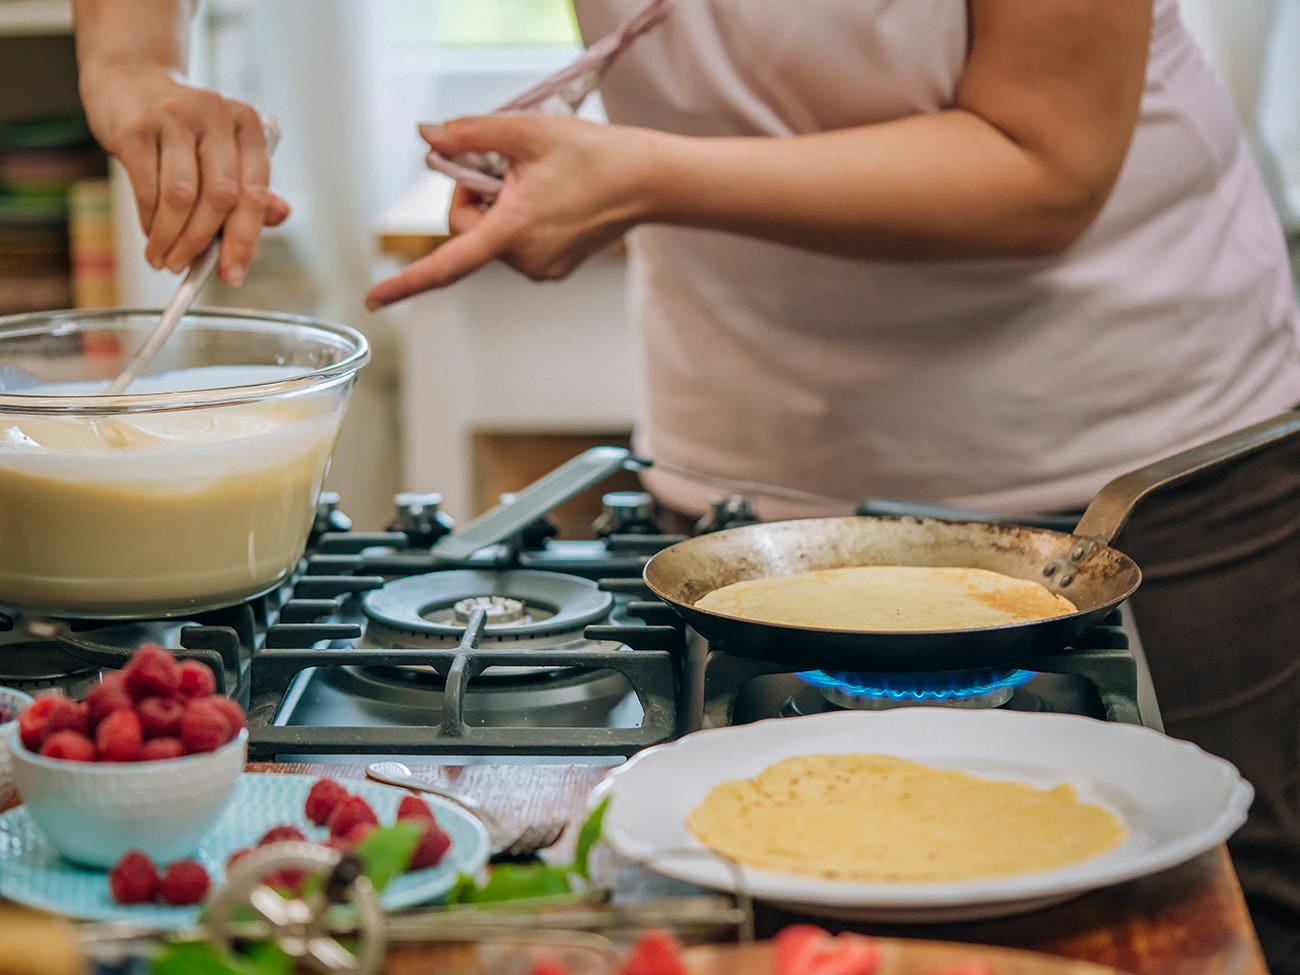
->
[249, 762, 1268, 975]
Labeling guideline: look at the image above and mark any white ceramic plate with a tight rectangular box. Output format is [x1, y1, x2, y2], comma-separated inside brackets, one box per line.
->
[592, 710, 1253, 923]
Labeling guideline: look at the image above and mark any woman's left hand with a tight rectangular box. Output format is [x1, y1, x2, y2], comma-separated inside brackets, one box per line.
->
[365, 115, 656, 310]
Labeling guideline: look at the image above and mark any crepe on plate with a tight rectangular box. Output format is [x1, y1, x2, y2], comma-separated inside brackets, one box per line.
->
[686, 753, 1127, 883]
[694, 565, 1077, 631]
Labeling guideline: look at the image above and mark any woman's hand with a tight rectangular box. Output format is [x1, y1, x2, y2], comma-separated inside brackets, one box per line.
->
[78, 62, 291, 285]
[365, 115, 658, 310]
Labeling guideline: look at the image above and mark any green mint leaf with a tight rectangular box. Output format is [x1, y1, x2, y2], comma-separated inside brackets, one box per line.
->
[152, 941, 291, 975]
[355, 820, 423, 892]
[454, 862, 573, 904]
[447, 871, 479, 904]
[573, 796, 610, 880]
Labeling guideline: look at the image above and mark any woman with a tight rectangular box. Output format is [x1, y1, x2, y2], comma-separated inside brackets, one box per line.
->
[73, 1, 1300, 969]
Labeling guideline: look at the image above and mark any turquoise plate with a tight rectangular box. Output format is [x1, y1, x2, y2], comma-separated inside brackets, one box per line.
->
[0, 772, 490, 926]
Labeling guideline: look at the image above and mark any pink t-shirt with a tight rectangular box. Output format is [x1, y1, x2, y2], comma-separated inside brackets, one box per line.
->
[574, 0, 1300, 517]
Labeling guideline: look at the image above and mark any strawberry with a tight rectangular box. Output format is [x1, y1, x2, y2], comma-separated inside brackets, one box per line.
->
[618, 930, 690, 975]
[772, 925, 882, 975]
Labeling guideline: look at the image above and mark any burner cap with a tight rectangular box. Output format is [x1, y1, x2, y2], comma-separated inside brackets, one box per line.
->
[363, 569, 614, 647]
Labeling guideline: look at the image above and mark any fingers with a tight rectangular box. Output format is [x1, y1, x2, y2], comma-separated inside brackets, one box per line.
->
[264, 193, 292, 227]
[447, 184, 489, 236]
[144, 112, 199, 270]
[163, 124, 241, 273]
[214, 109, 271, 285]
[365, 213, 515, 310]
[114, 128, 161, 235]
[419, 114, 546, 161]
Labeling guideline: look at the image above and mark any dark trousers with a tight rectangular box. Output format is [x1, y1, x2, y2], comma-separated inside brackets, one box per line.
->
[1116, 436, 1300, 975]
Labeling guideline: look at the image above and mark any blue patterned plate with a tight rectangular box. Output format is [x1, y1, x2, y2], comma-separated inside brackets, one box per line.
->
[0, 772, 490, 926]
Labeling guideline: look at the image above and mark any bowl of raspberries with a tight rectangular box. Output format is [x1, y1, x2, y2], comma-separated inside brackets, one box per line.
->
[0, 684, 35, 808]
[6, 644, 248, 868]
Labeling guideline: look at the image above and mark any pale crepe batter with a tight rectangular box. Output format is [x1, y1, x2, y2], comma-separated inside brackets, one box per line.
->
[0, 366, 342, 615]
[686, 753, 1127, 883]
[694, 565, 1077, 631]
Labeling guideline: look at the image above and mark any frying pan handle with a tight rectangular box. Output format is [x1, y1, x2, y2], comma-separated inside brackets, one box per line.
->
[1071, 410, 1300, 543]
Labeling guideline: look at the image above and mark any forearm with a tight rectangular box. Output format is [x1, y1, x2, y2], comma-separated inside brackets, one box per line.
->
[73, 0, 195, 77]
[71, 0, 285, 282]
[637, 111, 1117, 261]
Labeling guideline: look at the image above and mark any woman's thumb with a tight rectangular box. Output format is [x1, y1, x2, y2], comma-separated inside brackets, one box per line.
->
[419, 114, 544, 159]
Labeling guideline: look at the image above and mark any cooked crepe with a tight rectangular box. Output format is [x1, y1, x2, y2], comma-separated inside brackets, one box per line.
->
[686, 753, 1126, 883]
[693, 565, 1077, 631]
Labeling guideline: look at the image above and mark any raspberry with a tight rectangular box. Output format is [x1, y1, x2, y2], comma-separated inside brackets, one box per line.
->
[122, 644, 179, 696]
[85, 674, 134, 728]
[304, 778, 349, 825]
[39, 729, 97, 761]
[406, 820, 452, 871]
[179, 698, 232, 754]
[138, 737, 186, 762]
[17, 695, 62, 751]
[342, 822, 376, 847]
[158, 859, 211, 906]
[176, 660, 217, 699]
[96, 708, 143, 762]
[326, 795, 379, 838]
[206, 696, 246, 738]
[123, 644, 180, 700]
[397, 794, 436, 823]
[43, 698, 90, 738]
[225, 846, 254, 871]
[109, 850, 159, 904]
[137, 696, 185, 738]
[258, 824, 307, 846]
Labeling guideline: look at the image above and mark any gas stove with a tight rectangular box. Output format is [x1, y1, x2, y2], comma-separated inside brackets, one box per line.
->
[0, 452, 1163, 763]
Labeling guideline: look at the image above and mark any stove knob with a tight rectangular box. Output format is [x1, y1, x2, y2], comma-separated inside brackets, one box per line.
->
[390, 492, 455, 546]
[312, 491, 351, 538]
[593, 490, 660, 537]
[695, 494, 759, 534]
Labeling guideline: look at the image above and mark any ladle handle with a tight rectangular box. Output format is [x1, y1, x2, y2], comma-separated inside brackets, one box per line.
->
[1072, 410, 1300, 543]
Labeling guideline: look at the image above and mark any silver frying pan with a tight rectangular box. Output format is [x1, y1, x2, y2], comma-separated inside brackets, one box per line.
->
[643, 410, 1300, 672]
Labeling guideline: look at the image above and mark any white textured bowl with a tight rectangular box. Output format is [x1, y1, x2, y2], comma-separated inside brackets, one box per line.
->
[0, 687, 35, 808]
[7, 725, 247, 868]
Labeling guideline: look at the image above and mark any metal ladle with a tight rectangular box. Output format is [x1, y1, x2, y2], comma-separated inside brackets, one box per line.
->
[104, 118, 282, 395]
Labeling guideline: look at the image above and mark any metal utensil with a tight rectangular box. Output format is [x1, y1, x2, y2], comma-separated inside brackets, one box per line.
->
[104, 118, 282, 395]
[366, 761, 566, 861]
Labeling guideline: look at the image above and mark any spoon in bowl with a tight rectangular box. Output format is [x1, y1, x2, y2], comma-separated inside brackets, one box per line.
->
[104, 118, 282, 395]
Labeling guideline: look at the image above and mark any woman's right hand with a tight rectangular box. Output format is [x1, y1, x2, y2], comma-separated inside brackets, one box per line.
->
[78, 63, 290, 285]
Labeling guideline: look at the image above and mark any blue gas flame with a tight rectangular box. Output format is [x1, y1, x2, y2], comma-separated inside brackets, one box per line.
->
[798, 667, 1036, 702]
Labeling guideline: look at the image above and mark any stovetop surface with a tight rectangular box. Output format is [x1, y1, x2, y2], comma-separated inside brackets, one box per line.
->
[0, 517, 1163, 763]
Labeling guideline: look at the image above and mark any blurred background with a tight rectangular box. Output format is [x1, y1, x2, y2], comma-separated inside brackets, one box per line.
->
[0, 0, 1296, 532]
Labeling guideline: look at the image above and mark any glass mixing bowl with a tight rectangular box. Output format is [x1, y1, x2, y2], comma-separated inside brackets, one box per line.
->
[0, 308, 369, 618]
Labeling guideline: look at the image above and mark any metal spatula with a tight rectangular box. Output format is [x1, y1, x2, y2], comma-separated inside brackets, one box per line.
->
[104, 118, 281, 395]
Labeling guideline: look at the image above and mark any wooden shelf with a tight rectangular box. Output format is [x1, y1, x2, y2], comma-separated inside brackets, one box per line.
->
[0, 0, 72, 37]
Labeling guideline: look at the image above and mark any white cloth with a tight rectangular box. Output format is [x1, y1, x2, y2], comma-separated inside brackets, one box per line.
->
[574, 0, 1300, 517]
